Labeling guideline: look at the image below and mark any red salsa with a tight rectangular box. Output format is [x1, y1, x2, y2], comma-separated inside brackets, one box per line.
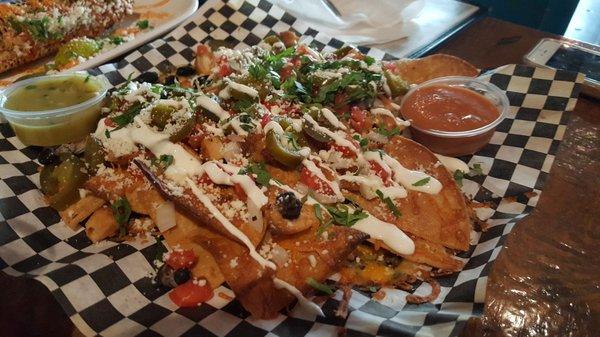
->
[401, 84, 500, 132]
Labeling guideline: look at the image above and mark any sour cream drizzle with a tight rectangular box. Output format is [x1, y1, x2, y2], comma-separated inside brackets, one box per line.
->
[196, 95, 230, 121]
[95, 117, 274, 269]
[382, 154, 442, 194]
[434, 154, 469, 173]
[321, 108, 346, 130]
[354, 214, 415, 255]
[187, 178, 276, 270]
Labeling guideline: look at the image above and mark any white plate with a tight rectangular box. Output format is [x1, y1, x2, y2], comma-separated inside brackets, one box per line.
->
[0, 0, 198, 85]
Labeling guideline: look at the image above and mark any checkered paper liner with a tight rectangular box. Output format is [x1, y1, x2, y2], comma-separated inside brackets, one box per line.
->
[0, 0, 585, 336]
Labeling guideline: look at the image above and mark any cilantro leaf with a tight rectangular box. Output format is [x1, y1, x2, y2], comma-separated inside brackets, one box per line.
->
[239, 162, 271, 187]
[470, 163, 484, 176]
[324, 204, 368, 227]
[375, 190, 401, 218]
[111, 198, 131, 238]
[111, 102, 143, 128]
[152, 154, 174, 170]
[136, 20, 150, 30]
[453, 170, 464, 187]
[377, 126, 401, 138]
[352, 134, 369, 150]
[306, 277, 334, 295]
[412, 177, 430, 187]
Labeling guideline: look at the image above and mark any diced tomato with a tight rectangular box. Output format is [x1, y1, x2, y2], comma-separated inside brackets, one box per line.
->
[300, 166, 335, 196]
[369, 161, 392, 186]
[350, 106, 370, 132]
[279, 63, 295, 81]
[187, 134, 204, 150]
[169, 280, 214, 307]
[218, 55, 232, 77]
[233, 183, 247, 200]
[290, 56, 302, 68]
[166, 249, 198, 270]
[104, 118, 116, 128]
[334, 92, 349, 115]
[260, 114, 272, 127]
[329, 143, 356, 159]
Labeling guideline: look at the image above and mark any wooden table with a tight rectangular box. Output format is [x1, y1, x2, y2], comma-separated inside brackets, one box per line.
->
[1, 16, 598, 337]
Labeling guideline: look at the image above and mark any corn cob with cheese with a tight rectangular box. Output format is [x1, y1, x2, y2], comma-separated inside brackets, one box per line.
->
[0, 0, 134, 73]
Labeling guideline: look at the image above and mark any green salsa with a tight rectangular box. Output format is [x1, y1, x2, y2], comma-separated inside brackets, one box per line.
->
[4, 76, 101, 111]
[1, 74, 106, 146]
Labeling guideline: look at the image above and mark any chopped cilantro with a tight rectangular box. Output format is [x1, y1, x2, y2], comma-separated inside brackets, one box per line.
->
[111, 198, 131, 237]
[239, 162, 271, 187]
[111, 36, 125, 45]
[412, 177, 430, 187]
[152, 154, 174, 170]
[453, 170, 464, 187]
[375, 190, 401, 218]
[111, 102, 143, 128]
[315, 204, 333, 237]
[104, 129, 111, 139]
[368, 286, 379, 293]
[377, 126, 401, 138]
[470, 163, 484, 176]
[136, 20, 150, 30]
[352, 134, 369, 150]
[364, 56, 375, 66]
[324, 204, 368, 227]
[306, 277, 334, 295]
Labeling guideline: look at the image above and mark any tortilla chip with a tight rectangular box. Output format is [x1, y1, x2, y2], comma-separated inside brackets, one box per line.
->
[393, 54, 479, 84]
[196, 225, 368, 318]
[403, 238, 464, 271]
[383, 136, 471, 251]
[162, 212, 225, 288]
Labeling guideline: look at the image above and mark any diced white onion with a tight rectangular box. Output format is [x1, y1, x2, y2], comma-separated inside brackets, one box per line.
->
[155, 202, 177, 232]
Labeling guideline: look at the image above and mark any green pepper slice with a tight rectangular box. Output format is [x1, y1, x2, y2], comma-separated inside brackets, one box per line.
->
[150, 104, 176, 130]
[42, 156, 88, 211]
[303, 121, 332, 143]
[84, 136, 105, 174]
[383, 69, 410, 98]
[169, 117, 195, 143]
[266, 130, 304, 168]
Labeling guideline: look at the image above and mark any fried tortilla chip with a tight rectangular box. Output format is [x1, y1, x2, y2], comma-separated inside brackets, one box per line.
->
[163, 213, 225, 288]
[392, 54, 479, 84]
[196, 225, 368, 318]
[346, 137, 471, 251]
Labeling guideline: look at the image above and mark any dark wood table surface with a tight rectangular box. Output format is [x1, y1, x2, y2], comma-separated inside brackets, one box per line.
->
[1, 16, 598, 337]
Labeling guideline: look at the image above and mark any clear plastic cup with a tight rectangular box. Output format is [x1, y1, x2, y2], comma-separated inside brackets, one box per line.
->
[399, 76, 509, 157]
[0, 72, 108, 146]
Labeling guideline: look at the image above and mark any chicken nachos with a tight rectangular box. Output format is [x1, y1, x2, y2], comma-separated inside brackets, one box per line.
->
[38, 31, 481, 318]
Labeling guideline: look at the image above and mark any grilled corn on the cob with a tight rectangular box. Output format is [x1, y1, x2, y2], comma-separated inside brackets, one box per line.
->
[0, 0, 134, 73]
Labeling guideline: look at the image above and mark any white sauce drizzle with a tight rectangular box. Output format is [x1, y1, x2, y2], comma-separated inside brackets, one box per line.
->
[370, 108, 410, 127]
[187, 178, 276, 270]
[196, 95, 230, 121]
[304, 114, 359, 156]
[301, 159, 344, 202]
[434, 154, 469, 173]
[219, 81, 259, 100]
[273, 278, 324, 317]
[353, 214, 415, 255]
[382, 154, 442, 194]
[321, 108, 346, 130]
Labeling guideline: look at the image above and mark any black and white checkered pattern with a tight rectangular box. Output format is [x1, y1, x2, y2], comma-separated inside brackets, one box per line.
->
[0, 1, 585, 336]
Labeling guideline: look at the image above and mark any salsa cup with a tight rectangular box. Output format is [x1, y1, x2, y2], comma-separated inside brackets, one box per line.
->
[399, 76, 509, 157]
[0, 72, 108, 147]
